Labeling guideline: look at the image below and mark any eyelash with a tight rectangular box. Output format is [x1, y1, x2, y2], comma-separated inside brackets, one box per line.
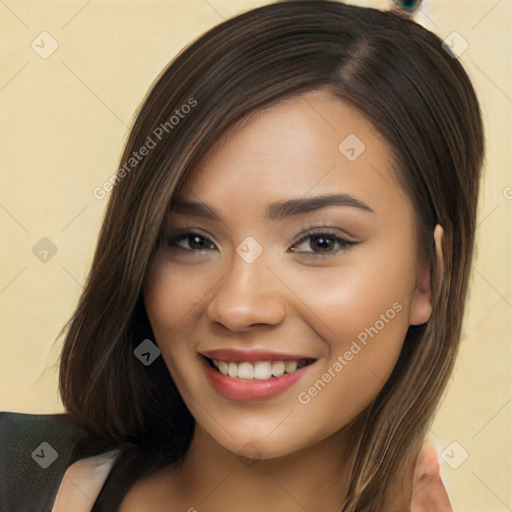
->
[165, 228, 357, 260]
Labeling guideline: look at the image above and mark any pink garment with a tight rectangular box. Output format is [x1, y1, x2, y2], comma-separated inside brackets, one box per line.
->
[51, 450, 120, 512]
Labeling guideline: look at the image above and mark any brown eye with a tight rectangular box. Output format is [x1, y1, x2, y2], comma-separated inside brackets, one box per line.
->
[167, 232, 217, 252]
[309, 235, 336, 252]
[289, 230, 357, 258]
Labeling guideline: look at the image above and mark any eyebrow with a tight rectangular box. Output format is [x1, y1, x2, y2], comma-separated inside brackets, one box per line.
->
[170, 193, 374, 222]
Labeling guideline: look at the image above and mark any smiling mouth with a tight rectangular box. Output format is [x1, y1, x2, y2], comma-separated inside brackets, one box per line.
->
[204, 357, 316, 381]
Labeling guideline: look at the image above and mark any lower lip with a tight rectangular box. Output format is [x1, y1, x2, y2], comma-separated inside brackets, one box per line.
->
[204, 359, 312, 401]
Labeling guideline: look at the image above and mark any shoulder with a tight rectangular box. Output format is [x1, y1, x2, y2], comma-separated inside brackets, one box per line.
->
[0, 411, 118, 512]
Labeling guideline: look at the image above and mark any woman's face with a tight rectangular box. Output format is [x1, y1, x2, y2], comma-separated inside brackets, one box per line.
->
[144, 90, 433, 459]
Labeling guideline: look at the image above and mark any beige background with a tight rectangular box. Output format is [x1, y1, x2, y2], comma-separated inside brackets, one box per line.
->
[1, 0, 510, 510]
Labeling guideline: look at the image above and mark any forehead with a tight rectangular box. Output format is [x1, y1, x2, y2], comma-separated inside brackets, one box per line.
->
[175, 90, 409, 220]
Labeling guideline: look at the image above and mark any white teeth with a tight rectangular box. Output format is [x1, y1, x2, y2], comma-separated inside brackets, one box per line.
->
[211, 358, 310, 380]
[218, 361, 229, 375]
[271, 361, 285, 377]
[237, 362, 254, 379]
[254, 361, 272, 380]
[284, 360, 298, 373]
[228, 362, 238, 378]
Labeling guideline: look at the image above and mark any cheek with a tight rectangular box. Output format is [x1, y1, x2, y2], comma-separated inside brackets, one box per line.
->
[144, 262, 201, 396]
[143, 261, 197, 378]
[288, 249, 414, 414]
[144, 257, 228, 395]
[297, 293, 409, 408]
[144, 258, 208, 338]
[279, 244, 415, 349]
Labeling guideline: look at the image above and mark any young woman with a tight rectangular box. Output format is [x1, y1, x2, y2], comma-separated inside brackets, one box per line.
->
[3, 1, 484, 511]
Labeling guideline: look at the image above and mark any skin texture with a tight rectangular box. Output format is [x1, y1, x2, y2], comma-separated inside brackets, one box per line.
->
[125, 90, 450, 511]
[410, 444, 453, 512]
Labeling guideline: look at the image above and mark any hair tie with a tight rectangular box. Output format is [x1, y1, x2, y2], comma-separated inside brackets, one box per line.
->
[390, 0, 424, 18]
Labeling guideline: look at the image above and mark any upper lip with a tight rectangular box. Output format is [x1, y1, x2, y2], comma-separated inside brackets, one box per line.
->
[200, 348, 314, 362]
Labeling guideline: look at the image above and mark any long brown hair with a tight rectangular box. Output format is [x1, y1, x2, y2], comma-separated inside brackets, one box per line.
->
[59, 1, 484, 509]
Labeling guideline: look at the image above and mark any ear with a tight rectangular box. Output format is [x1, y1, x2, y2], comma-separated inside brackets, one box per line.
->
[409, 224, 444, 326]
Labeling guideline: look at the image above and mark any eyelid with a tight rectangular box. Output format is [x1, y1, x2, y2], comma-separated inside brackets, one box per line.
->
[166, 228, 217, 252]
[289, 225, 357, 247]
[166, 221, 357, 242]
[288, 228, 358, 259]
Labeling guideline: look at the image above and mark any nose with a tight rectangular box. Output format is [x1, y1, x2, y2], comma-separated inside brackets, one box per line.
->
[206, 252, 287, 332]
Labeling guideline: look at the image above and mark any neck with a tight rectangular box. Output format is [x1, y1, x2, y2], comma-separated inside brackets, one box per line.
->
[173, 421, 363, 512]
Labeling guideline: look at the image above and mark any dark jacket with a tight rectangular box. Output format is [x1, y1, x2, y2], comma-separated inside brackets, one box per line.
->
[0, 411, 116, 512]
